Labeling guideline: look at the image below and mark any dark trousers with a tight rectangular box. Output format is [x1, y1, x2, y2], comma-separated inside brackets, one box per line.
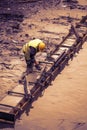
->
[26, 59, 35, 73]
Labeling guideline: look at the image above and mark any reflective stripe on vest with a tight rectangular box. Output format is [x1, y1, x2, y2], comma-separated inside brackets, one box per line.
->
[22, 43, 29, 53]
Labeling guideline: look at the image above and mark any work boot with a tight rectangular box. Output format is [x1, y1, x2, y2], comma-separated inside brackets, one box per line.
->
[27, 67, 33, 74]
[35, 64, 41, 70]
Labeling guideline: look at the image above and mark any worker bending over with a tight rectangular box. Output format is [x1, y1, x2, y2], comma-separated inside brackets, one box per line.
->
[22, 39, 46, 73]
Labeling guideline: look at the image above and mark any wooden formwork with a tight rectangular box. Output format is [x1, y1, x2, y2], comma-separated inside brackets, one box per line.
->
[0, 15, 87, 124]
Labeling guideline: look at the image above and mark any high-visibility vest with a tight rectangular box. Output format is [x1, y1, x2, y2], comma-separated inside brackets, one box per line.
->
[29, 39, 42, 49]
[22, 39, 42, 60]
[22, 43, 30, 61]
[23, 39, 42, 53]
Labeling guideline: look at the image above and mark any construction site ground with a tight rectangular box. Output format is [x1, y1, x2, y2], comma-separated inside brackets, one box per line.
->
[0, 0, 87, 129]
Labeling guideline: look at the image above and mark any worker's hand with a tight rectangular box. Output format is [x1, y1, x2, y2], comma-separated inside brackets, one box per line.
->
[35, 64, 41, 70]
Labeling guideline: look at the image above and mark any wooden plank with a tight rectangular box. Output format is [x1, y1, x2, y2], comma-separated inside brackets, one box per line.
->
[12, 84, 24, 93]
[0, 105, 12, 113]
[0, 95, 22, 107]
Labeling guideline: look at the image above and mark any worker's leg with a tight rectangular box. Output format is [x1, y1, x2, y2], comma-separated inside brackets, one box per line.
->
[26, 60, 34, 74]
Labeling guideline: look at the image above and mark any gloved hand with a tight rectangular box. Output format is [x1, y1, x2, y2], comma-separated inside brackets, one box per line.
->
[35, 64, 41, 70]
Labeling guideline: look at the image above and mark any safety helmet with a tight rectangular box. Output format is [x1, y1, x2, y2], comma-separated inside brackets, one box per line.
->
[38, 42, 46, 51]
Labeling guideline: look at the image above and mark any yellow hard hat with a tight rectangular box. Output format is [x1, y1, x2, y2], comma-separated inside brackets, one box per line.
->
[39, 42, 46, 51]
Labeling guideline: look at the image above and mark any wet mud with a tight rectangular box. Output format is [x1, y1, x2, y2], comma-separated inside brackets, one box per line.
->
[0, 0, 87, 130]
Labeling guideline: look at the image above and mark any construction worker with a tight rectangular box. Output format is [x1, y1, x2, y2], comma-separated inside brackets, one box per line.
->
[22, 38, 46, 73]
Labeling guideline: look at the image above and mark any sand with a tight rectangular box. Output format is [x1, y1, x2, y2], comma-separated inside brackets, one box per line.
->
[0, 0, 87, 129]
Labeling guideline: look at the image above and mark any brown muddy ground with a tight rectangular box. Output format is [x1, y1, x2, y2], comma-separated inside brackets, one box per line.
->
[0, 0, 87, 130]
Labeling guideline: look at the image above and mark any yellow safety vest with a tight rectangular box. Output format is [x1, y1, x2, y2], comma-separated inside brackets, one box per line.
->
[22, 39, 42, 61]
[29, 39, 42, 49]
